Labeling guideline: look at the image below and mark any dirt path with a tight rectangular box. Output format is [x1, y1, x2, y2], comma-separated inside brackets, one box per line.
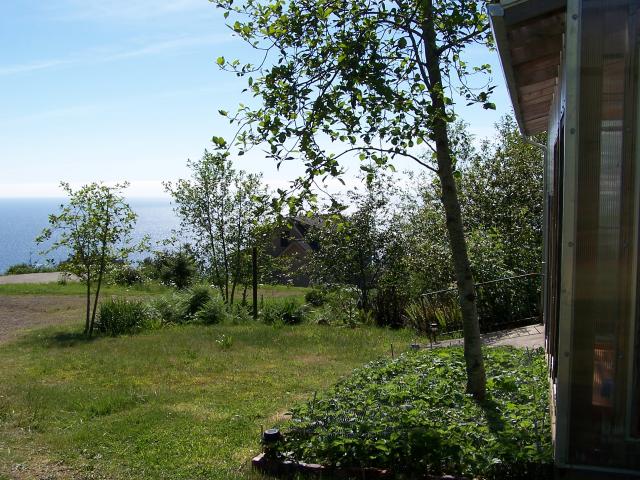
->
[0, 295, 84, 343]
[0, 272, 78, 285]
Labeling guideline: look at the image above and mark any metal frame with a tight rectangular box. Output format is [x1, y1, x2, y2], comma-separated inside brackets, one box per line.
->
[627, 6, 640, 440]
[553, 0, 581, 466]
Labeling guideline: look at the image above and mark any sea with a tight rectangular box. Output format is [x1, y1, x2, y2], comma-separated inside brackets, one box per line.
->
[0, 198, 180, 273]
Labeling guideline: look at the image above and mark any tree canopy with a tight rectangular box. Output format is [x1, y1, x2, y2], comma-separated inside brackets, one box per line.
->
[212, 0, 495, 398]
[37, 182, 140, 337]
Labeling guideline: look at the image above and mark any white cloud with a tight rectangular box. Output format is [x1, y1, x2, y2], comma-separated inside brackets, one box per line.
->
[0, 33, 231, 78]
[102, 34, 230, 61]
[49, 0, 210, 21]
[0, 59, 73, 76]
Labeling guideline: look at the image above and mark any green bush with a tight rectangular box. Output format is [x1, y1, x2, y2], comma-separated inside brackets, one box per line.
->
[4, 263, 56, 275]
[228, 303, 252, 323]
[194, 297, 228, 325]
[261, 298, 306, 325]
[182, 284, 214, 319]
[149, 294, 185, 325]
[283, 347, 552, 479]
[96, 298, 151, 336]
[141, 250, 198, 289]
[111, 264, 144, 286]
[305, 288, 327, 307]
[311, 286, 361, 326]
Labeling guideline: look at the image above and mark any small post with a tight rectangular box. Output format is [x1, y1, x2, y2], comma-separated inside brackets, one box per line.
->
[252, 246, 258, 320]
[391, 343, 394, 359]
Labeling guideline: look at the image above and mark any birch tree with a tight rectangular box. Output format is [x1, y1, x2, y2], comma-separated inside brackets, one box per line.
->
[211, 0, 494, 398]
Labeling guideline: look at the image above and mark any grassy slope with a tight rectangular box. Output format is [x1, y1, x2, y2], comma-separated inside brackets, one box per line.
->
[0, 323, 411, 479]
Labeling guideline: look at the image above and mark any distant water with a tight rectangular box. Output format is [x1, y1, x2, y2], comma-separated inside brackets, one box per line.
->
[0, 198, 180, 273]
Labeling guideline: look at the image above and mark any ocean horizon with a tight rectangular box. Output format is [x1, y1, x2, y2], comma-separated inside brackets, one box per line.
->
[0, 198, 180, 274]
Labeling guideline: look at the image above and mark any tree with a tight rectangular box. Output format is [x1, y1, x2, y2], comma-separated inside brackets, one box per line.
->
[399, 118, 543, 328]
[308, 174, 398, 311]
[37, 182, 139, 338]
[460, 116, 544, 275]
[165, 150, 268, 303]
[212, 0, 493, 398]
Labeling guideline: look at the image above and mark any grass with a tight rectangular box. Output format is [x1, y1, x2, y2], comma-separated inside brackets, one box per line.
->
[0, 323, 412, 479]
[0, 282, 171, 296]
[0, 282, 308, 299]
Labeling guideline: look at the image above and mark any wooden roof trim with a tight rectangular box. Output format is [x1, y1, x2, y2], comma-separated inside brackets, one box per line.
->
[489, 0, 566, 135]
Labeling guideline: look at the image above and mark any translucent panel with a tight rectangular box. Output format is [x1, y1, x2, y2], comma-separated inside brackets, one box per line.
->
[570, 0, 640, 469]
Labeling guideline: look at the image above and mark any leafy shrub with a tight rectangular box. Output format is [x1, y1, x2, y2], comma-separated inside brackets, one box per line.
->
[305, 288, 327, 307]
[194, 297, 228, 325]
[149, 294, 185, 325]
[5, 262, 56, 275]
[261, 298, 306, 325]
[283, 347, 552, 479]
[141, 250, 198, 289]
[182, 284, 214, 318]
[311, 286, 362, 326]
[326, 287, 359, 325]
[111, 264, 144, 286]
[228, 303, 252, 323]
[96, 298, 151, 336]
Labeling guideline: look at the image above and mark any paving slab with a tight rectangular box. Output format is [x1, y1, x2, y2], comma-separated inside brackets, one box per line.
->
[428, 324, 545, 349]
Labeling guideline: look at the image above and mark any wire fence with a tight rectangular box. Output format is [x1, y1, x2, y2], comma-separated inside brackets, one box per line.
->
[419, 272, 542, 335]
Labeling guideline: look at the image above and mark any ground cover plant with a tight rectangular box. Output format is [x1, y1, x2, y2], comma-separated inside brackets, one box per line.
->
[282, 346, 552, 479]
[0, 323, 412, 479]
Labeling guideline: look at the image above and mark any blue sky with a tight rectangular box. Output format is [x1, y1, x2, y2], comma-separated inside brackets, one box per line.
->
[0, 0, 511, 198]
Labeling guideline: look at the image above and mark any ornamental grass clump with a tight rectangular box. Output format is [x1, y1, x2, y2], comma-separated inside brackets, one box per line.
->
[282, 346, 552, 479]
[261, 298, 306, 325]
[181, 284, 215, 319]
[96, 298, 151, 336]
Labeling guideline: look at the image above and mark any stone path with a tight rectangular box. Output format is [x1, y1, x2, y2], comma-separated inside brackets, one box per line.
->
[428, 324, 545, 349]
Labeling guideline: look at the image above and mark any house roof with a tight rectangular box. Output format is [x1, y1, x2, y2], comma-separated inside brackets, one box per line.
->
[488, 0, 566, 135]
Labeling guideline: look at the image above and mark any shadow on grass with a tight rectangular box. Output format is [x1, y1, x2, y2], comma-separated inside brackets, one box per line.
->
[14, 329, 101, 349]
[47, 331, 99, 348]
[480, 397, 506, 433]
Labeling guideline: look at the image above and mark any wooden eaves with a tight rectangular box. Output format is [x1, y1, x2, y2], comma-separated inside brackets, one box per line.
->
[488, 0, 567, 136]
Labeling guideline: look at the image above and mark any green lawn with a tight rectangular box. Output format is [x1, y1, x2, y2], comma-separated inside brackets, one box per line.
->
[0, 282, 171, 297]
[0, 282, 308, 300]
[0, 323, 412, 479]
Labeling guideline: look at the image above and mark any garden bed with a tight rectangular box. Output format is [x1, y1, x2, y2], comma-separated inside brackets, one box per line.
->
[269, 346, 552, 479]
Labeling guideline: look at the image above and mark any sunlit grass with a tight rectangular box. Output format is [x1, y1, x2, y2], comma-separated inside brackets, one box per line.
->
[0, 282, 308, 300]
[0, 322, 411, 479]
